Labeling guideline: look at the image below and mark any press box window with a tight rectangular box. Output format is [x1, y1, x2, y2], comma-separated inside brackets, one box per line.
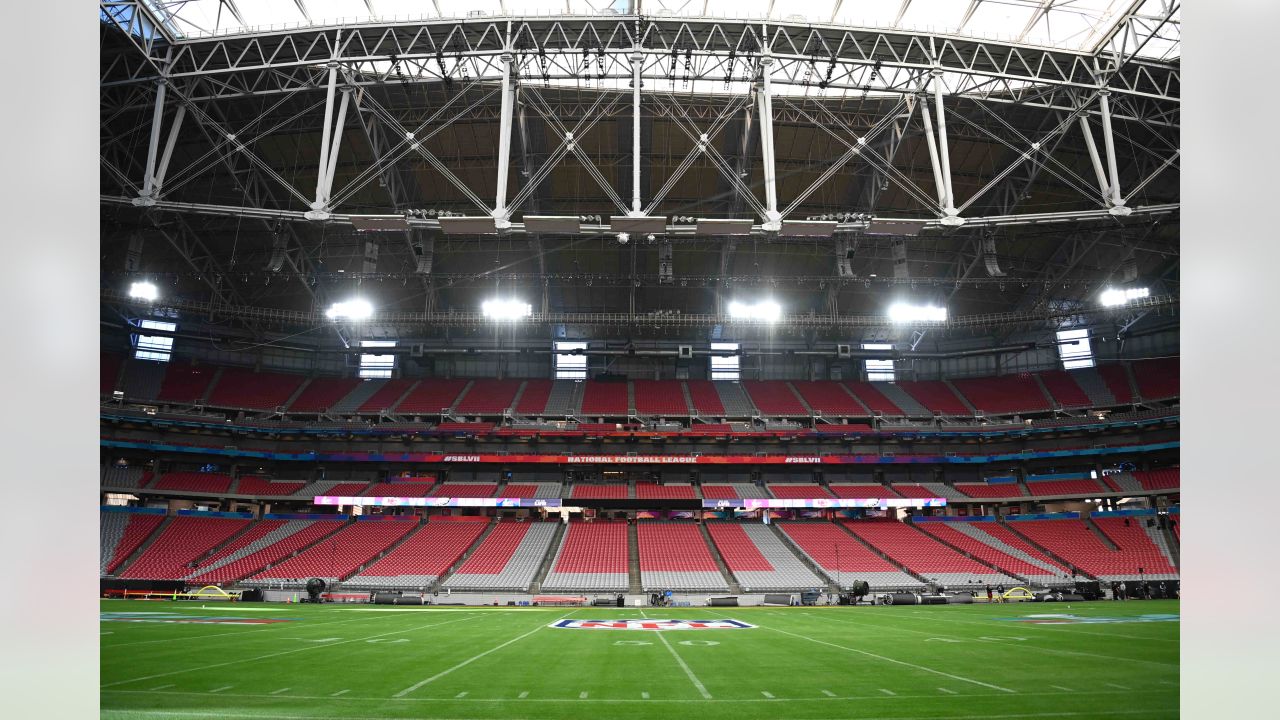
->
[1057, 329, 1095, 369]
[862, 343, 895, 382]
[359, 340, 396, 378]
[134, 320, 176, 362]
[710, 342, 740, 380]
[555, 341, 588, 380]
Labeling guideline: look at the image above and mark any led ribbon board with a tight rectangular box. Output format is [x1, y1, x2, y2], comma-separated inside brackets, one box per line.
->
[313, 497, 564, 508]
[701, 498, 947, 509]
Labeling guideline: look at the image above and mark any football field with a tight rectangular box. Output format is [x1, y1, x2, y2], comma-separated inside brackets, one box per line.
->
[100, 598, 1179, 720]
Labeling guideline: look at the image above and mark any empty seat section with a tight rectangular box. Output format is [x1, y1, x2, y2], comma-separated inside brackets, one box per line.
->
[842, 382, 903, 415]
[969, 521, 1070, 576]
[843, 521, 1016, 587]
[119, 359, 166, 401]
[286, 378, 361, 413]
[1009, 518, 1176, 580]
[706, 522, 824, 591]
[637, 522, 727, 590]
[768, 484, 832, 499]
[395, 379, 468, 414]
[155, 361, 216, 404]
[897, 381, 971, 415]
[436, 422, 494, 432]
[743, 381, 807, 416]
[1132, 358, 1179, 399]
[328, 379, 385, 414]
[700, 483, 769, 499]
[889, 485, 942, 499]
[792, 381, 865, 416]
[829, 484, 898, 499]
[455, 380, 522, 415]
[570, 484, 629, 499]
[363, 481, 436, 497]
[541, 521, 629, 591]
[713, 382, 757, 416]
[190, 520, 343, 583]
[779, 522, 920, 589]
[914, 522, 1066, 583]
[1067, 367, 1117, 406]
[1092, 517, 1179, 575]
[101, 353, 123, 395]
[918, 483, 971, 501]
[429, 483, 497, 497]
[498, 483, 563, 498]
[102, 466, 147, 489]
[357, 379, 416, 414]
[101, 511, 164, 575]
[207, 368, 305, 410]
[1134, 468, 1180, 491]
[120, 516, 250, 579]
[954, 483, 1022, 499]
[1037, 370, 1093, 409]
[1096, 364, 1135, 404]
[514, 380, 553, 415]
[580, 381, 628, 416]
[183, 519, 285, 578]
[685, 380, 725, 416]
[633, 380, 690, 416]
[347, 521, 486, 589]
[235, 476, 306, 497]
[1025, 478, 1107, 497]
[152, 472, 233, 494]
[312, 481, 375, 497]
[950, 375, 1051, 414]
[542, 381, 581, 416]
[246, 520, 417, 584]
[867, 383, 931, 416]
[635, 483, 696, 499]
[443, 522, 557, 591]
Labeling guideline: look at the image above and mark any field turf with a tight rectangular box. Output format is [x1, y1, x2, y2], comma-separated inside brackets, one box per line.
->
[101, 598, 1179, 719]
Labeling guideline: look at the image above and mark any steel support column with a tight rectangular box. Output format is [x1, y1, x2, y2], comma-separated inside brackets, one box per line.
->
[312, 60, 340, 212]
[932, 69, 962, 225]
[151, 104, 186, 196]
[1078, 116, 1110, 198]
[758, 50, 780, 231]
[630, 44, 644, 215]
[1099, 89, 1127, 212]
[919, 91, 946, 208]
[494, 49, 516, 228]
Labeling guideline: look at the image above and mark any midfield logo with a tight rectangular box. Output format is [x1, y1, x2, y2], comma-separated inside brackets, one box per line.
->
[551, 619, 755, 631]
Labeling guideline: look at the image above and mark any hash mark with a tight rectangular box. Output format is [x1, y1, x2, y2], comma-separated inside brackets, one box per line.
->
[1105, 683, 1131, 690]
[641, 691, 650, 699]
[208, 686, 232, 693]
[821, 690, 837, 697]
[1052, 685, 1074, 692]
[269, 688, 291, 695]
[938, 687, 957, 695]
[148, 685, 173, 691]
[880, 688, 896, 696]
[579, 691, 588, 699]
[331, 689, 349, 697]
[455, 691, 468, 698]
[517, 691, 529, 699]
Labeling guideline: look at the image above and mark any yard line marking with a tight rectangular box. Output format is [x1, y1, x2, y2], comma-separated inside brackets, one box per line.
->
[821, 690, 837, 697]
[760, 625, 1016, 694]
[208, 686, 233, 693]
[455, 692, 468, 699]
[880, 689, 897, 696]
[939, 687, 958, 695]
[331, 690, 349, 697]
[641, 692, 650, 699]
[654, 623, 713, 699]
[393, 611, 576, 698]
[1105, 683, 1130, 690]
[761, 691, 774, 698]
[102, 612, 403, 648]
[269, 688, 291, 695]
[1051, 686, 1074, 692]
[102, 614, 482, 688]
[900, 611, 1178, 644]
[147, 685, 173, 691]
[96, 709, 1173, 720]
[809, 613, 1178, 669]
[517, 691, 529, 699]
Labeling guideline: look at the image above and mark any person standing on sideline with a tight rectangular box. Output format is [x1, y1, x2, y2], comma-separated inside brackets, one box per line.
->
[986, 584, 993, 603]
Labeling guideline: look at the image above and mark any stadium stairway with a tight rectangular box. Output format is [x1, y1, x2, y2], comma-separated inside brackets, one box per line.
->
[441, 522, 558, 592]
[343, 519, 426, 581]
[1142, 519, 1180, 570]
[431, 519, 500, 591]
[1071, 367, 1117, 407]
[943, 380, 980, 415]
[528, 522, 567, 593]
[905, 520, 1034, 584]
[698, 523, 744, 593]
[1083, 517, 1121, 550]
[715, 382, 758, 417]
[111, 515, 173, 576]
[872, 383, 931, 416]
[200, 519, 349, 583]
[627, 522, 642, 593]
[946, 522, 1073, 581]
[329, 379, 384, 415]
[835, 522, 932, 586]
[767, 524, 839, 592]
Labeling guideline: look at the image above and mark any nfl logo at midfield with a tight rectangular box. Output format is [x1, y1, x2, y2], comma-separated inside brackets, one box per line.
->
[551, 619, 755, 631]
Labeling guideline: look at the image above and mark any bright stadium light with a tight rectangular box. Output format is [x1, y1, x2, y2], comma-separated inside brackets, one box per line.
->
[727, 299, 782, 322]
[482, 298, 532, 320]
[888, 302, 947, 323]
[1100, 286, 1150, 307]
[325, 298, 373, 321]
[129, 281, 158, 302]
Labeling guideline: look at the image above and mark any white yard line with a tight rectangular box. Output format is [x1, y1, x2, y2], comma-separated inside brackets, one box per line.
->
[880, 689, 897, 696]
[102, 613, 481, 688]
[821, 689, 837, 697]
[392, 611, 576, 698]
[103, 612, 402, 648]
[939, 687, 958, 694]
[761, 691, 775, 698]
[208, 686, 232, 693]
[904, 611, 1179, 643]
[760, 625, 1016, 694]
[331, 689, 349, 697]
[104, 710, 1170, 720]
[268, 688, 290, 695]
[654, 626, 714, 699]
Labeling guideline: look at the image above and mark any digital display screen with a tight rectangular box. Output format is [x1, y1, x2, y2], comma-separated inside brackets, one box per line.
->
[700, 498, 947, 509]
[314, 496, 563, 508]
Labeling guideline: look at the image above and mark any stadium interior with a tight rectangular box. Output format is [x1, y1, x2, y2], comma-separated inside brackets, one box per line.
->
[98, 1, 1180, 718]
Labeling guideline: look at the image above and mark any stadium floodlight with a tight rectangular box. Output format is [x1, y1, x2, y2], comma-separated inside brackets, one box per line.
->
[325, 298, 374, 321]
[128, 281, 158, 302]
[1100, 286, 1150, 307]
[727, 299, 782, 322]
[482, 298, 532, 321]
[888, 302, 947, 323]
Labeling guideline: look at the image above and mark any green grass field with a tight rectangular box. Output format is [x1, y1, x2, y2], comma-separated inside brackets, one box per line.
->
[100, 598, 1179, 720]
